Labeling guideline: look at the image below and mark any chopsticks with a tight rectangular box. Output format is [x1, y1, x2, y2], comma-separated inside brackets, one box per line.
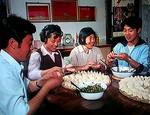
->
[98, 59, 109, 70]
[70, 81, 81, 91]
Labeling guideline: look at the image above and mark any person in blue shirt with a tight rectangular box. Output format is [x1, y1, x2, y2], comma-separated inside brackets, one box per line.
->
[0, 14, 63, 115]
[107, 16, 149, 75]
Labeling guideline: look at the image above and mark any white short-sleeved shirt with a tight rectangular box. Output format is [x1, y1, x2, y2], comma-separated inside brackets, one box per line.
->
[69, 45, 106, 67]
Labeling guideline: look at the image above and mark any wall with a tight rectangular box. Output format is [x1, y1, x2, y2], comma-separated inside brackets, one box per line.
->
[9, 0, 106, 43]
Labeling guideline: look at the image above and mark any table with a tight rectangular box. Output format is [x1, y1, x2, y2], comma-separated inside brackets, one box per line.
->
[44, 78, 150, 115]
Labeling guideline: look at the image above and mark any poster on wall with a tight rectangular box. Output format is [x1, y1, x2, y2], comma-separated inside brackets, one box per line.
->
[112, 0, 135, 37]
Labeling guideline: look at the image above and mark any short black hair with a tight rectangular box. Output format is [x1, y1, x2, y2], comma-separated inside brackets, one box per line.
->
[121, 16, 142, 30]
[79, 27, 97, 45]
[40, 24, 63, 42]
[0, 14, 36, 49]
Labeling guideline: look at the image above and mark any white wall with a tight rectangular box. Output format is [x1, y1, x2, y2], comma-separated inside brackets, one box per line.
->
[9, 0, 106, 43]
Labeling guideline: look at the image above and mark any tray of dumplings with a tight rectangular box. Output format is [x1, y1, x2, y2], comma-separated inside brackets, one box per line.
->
[119, 76, 150, 104]
[62, 71, 111, 90]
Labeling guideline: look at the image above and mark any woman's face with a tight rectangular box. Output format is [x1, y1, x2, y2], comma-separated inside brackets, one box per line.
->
[46, 36, 61, 52]
[85, 34, 95, 49]
[123, 25, 140, 44]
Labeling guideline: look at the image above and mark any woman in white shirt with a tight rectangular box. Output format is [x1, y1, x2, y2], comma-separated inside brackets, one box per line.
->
[28, 24, 65, 80]
[69, 27, 107, 71]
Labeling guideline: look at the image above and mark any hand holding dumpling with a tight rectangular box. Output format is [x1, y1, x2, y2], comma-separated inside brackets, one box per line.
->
[114, 53, 130, 61]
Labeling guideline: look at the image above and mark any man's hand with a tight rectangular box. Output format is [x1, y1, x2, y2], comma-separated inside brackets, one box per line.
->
[40, 66, 64, 82]
[115, 53, 129, 61]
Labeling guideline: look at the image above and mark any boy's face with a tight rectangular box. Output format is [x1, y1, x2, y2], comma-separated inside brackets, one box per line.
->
[123, 25, 140, 43]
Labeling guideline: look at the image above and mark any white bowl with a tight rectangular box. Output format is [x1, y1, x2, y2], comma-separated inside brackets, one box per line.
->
[79, 83, 107, 100]
[111, 66, 135, 78]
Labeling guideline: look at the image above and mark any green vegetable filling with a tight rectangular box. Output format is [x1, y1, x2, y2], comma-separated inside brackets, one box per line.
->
[81, 84, 105, 93]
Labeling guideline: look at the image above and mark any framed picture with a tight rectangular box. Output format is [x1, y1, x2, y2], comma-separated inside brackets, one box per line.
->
[78, 6, 96, 21]
[112, 0, 135, 37]
[26, 2, 50, 22]
[51, 0, 77, 22]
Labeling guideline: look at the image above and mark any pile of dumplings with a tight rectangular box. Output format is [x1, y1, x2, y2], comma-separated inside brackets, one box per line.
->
[62, 71, 111, 90]
[119, 76, 150, 104]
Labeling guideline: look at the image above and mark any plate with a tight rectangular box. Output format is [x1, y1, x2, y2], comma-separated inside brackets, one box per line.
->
[112, 75, 123, 80]
[119, 76, 150, 104]
[119, 89, 150, 104]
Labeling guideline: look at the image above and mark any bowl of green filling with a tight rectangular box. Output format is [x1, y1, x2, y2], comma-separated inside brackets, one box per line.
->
[79, 83, 107, 100]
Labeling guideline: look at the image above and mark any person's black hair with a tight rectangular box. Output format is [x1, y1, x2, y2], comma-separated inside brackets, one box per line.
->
[40, 24, 63, 42]
[79, 27, 97, 45]
[121, 16, 142, 30]
[0, 14, 36, 49]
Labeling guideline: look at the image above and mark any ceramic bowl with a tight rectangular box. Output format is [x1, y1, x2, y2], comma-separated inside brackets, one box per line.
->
[79, 83, 107, 100]
[111, 66, 135, 78]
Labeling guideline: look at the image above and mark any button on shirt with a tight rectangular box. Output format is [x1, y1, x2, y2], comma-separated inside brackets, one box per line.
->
[0, 50, 29, 115]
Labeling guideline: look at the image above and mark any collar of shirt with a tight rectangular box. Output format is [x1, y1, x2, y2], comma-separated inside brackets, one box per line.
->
[40, 45, 59, 56]
[121, 37, 146, 47]
[78, 45, 91, 54]
[0, 49, 23, 77]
